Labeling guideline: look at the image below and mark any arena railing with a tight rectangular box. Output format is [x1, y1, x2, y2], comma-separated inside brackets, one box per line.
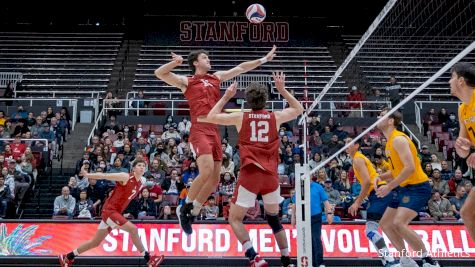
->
[401, 121, 421, 150]
[0, 72, 23, 91]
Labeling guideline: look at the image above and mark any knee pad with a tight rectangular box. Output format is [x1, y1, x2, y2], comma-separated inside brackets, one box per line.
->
[266, 213, 284, 234]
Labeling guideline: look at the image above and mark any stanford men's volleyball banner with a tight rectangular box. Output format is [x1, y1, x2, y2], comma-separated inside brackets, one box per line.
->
[0, 222, 474, 258]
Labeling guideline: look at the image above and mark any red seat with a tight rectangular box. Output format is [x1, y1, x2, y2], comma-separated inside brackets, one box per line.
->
[52, 215, 69, 220]
[163, 194, 179, 206]
[177, 103, 190, 116]
[279, 175, 290, 185]
[429, 124, 442, 133]
[151, 103, 166, 115]
[150, 124, 164, 135]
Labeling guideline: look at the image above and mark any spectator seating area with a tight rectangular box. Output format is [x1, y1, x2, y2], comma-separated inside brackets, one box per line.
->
[133, 45, 348, 100]
[342, 35, 475, 99]
[0, 32, 123, 96]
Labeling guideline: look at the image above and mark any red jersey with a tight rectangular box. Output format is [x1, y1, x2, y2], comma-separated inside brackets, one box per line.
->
[184, 74, 220, 132]
[238, 110, 279, 175]
[102, 174, 145, 213]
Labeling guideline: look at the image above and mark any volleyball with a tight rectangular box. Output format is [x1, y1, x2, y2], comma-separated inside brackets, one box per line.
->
[246, 4, 266, 24]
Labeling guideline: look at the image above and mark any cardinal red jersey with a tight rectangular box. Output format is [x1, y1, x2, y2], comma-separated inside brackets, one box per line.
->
[184, 74, 220, 132]
[102, 174, 145, 214]
[238, 110, 279, 175]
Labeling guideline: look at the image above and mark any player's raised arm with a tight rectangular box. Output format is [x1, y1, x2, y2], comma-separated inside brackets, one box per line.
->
[154, 52, 188, 93]
[80, 165, 129, 184]
[214, 45, 277, 82]
[199, 81, 243, 128]
[273, 71, 305, 126]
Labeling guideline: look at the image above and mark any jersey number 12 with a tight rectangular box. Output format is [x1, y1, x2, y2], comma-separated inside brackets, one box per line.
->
[250, 121, 269, 142]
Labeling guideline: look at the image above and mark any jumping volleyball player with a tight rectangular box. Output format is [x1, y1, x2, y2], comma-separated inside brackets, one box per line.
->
[345, 137, 399, 267]
[154, 46, 277, 235]
[449, 62, 475, 242]
[200, 72, 302, 267]
[58, 160, 164, 267]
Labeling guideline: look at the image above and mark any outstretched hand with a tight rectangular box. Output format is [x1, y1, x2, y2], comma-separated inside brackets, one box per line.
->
[224, 81, 238, 100]
[272, 71, 286, 92]
[171, 52, 183, 65]
[80, 165, 89, 178]
[265, 45, 277, 62]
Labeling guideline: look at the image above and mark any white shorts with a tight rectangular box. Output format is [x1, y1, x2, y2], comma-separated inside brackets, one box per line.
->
[233, 184, 283, 208]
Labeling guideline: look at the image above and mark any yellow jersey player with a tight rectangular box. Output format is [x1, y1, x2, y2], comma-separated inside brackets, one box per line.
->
[376, 108, 439, 267]
[346, 138, 399, 267]
[450, 62, 475, 243]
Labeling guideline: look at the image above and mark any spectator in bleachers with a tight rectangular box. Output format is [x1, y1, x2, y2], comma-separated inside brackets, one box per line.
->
[132, 136, 151, 155]
[442, 112, 459, 135]
[45, 107, 55, 124]
[11, 136, 26, 159]
[182, 161, 198, 184]
[104, 91, 121, 117]
[0, 176, 12, 218]
[309, 130, 324, 155]
[75, 161, 90, 190]
[3, 144, 13, 162]
[144, 174, 163, 205]
[221, 138, 233, 157]
[440, 160, 453, 180]
[85, 178, 102, 215]
[326, 117, 337, 132]
[146, 159, 166, 185]
[3, 82, 14, 106]
[336, 152, 351, 170]
[123, 196, 139, 219]
[279, 135, 291, 152]
[2, 167, 14, 199]
[137, 188, 158, 219]
[464, 181, 472, 198]
[11, 105, 28, 121]
[308, 116, 322, 136]
[423, 108, 439, 136]
[179, 179, 193, 206]
[347, 86, 364, 118]
[281, 189, 295, 220]
[12, 119, 28, 137]
[218, 171, 235, 200]
[0, 111, 6, 126]
[326, 135, 343, 158]
[130, 90, 147, 116]
[333, 170, 351, 196]
[9, 160, 30, 204]
[320, 126, 333, 145]
[60, 107, 72, 135]
[448, 169, 470, 196]
[162, 169, 184, 195]
[178, 117, 191, 135]
[53, 186, 76, 218]
[419, 145, 432, 165]
[158, 205, 176, 220]
[220, 153, 234, 176]
[323, 179, 341, 206]
[26, 112, 35, 127]
[450, 185, 466, 220]
[438, 108, 450, 125]
[30, 116, 44, 138]
[281, 145, 294, 168]
[39, 111, 47, 124]
[75, 152, 91, 175]
[74, 190, 93, 219]
[309, 152, 323, 171]
[39, 123, 55, 152]
[431, 169, 449, 198]
[19, 154, 33, 182]
[430, 154, 442, 171]
[202, 196, 219, 220]
[161, 126, 181, 142]
[68, 176, 80, 200]
[385, 76, 401, 109]
[0, 125, 10, 139]
[428, 191, 453, 221]
[316, 169, 328, 184]
[334, 123, 349, 140]
[112, 132, 125, 150]
[164, 115, 178, 131]
[177, 134, 190, 156]
[424, 163, 433, 177]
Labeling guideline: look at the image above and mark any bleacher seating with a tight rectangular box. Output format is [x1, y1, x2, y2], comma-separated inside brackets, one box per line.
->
[342, 35, 475, 99]
[0, 32, 123, 96]
[133, 45, 348, 99]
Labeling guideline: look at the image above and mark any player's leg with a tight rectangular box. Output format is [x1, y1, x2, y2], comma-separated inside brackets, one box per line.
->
[193, 160, 221, 212]
[120, 221, 164, 266]
[230, 182, 268, 267]
[379, 207, 406, 254]
[186, 154, 214, 202]
[59, 225, 109, 266]
[461, 187, 475, 241]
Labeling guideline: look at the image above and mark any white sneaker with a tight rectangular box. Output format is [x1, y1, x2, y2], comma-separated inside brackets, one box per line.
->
[401, 258, 419, 267]
[318, 265, 325, 267]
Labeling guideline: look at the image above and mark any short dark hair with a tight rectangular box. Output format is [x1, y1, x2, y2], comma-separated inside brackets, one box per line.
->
[382, 107, 402, 127]
[245, 82, 268, 110]
[187, 49, 208, 73]
[451, 62, 475, 87]
[132, 159, 146, 168]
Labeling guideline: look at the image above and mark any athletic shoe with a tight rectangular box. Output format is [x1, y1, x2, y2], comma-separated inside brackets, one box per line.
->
[280, 255, 294, 267]
[422, 257, 440, 267]
[401, 258, 419, 267]
[250, 254, 268, 267]
[176, 203, 194, 235]
[58, 254, 74, 267]
[147, 255, 164, 267]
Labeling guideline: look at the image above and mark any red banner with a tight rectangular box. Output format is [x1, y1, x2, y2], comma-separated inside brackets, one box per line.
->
[1, 222, 474, 258]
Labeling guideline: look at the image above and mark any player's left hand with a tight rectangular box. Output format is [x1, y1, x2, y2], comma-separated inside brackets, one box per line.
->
[376, 184, 391, 198]
[467, 152, 475, 168]
[272, 71, 286, 92]
[348, 202, 360, 217]
[224, 81, 238, 100]
[265, 45, 277, 62]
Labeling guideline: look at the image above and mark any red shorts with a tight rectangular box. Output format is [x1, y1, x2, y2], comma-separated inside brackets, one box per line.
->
[98, 210, 128, 231]
[189, 127, 222, 161]
[232, 164, 282, 208]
